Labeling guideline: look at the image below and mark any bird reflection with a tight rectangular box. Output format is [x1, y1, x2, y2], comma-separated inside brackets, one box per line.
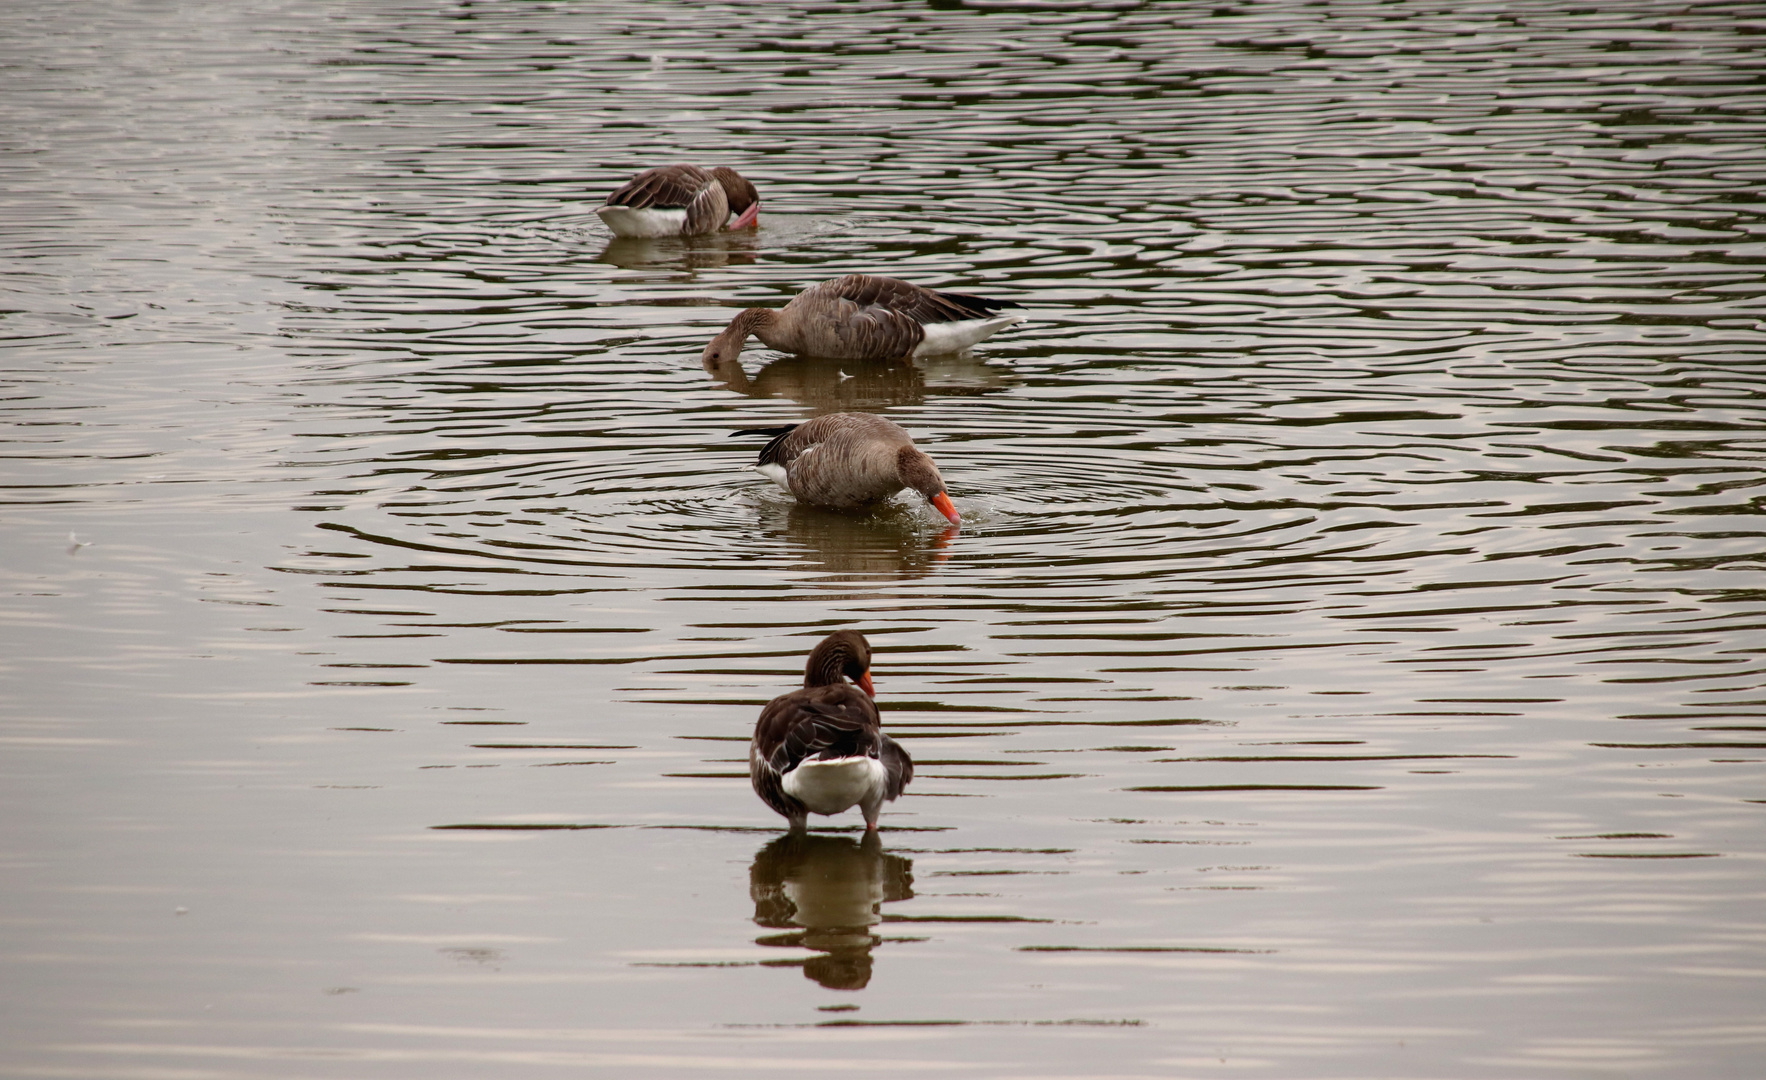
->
[705, 350, 1011, 412]
[756, 501, 957, 582]
[595, 231, 759, 272]
[749, 832, 914, 991]
[706, 352, 926, 410]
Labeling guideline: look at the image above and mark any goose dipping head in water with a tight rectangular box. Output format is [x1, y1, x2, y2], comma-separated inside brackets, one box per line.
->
[597, 164, 760, 238]
[702, 274, 1023, 365]
[732, 412, 961, 526]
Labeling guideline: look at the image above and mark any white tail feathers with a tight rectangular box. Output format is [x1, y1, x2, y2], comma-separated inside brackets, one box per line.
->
[913, 313, 1028, 357]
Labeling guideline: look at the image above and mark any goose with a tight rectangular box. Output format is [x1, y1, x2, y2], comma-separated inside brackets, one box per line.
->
[702, 274, 1023, 364]
[597, 165, 760, 238]
[732, 412, 961, 525]
[750, 631, 912, 832]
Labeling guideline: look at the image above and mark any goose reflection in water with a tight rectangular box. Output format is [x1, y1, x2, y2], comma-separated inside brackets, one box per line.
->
[756, 501, 956, 582]
[749, 832, 914, 991]
[704, 350, 1011, 412]
[594, 231, 759, 272]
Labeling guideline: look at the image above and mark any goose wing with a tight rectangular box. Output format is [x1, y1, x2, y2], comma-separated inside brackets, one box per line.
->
[820, 274, 1021, 324]
[755, 684, 882, 776]
[879, 732, 913, 800]
[735, 415, 887, 470]
[604, 165, 713, 210]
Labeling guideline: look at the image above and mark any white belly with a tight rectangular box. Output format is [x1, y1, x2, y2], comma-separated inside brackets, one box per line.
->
[596, 205, 689, 239]
[782, 757, 886, 816]
[913, 313, 1026, 357]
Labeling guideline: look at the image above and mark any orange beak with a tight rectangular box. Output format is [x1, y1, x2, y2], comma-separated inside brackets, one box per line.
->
[728, 201, 760, 230]
[929, 491, 960, 525]
[855, 671, 875, 698]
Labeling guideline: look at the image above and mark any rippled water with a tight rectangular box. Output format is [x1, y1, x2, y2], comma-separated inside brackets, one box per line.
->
[5, 0, 1765, 1076]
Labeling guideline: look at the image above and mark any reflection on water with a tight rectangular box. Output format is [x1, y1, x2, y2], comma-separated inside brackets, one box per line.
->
[597, 231, 761, 273]
[755, 501, 957, 582]
[707, 352, 925, 409]
[706, 349, 1011, 411]
[750, 832, 914, 991]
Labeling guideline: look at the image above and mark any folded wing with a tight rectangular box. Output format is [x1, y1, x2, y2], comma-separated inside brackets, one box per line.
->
[819, 273, 1022, 324]
[603, 165, 713, 210]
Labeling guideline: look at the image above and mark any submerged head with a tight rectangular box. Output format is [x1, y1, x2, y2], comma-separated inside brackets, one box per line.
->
[804, 630, 874, 697]
[702, 308, 768, 368]
[897, 446, 960, 525]
[712, 167, 760, 230]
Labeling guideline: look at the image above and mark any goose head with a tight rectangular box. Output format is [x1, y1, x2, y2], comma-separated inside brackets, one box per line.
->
[804, 630, 874, 697]
[703, 307, 770, 368]
[897, 446, 960, 525]
[712, 167, 760, 230]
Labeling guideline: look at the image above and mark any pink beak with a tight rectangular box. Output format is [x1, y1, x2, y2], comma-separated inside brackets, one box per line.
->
[728, 201, 760, 230]
[929, 491, 960, 525]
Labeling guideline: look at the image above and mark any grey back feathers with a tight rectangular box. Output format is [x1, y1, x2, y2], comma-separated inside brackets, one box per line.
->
[733, 413, 947, 510]
[702, 274, 1023, 365]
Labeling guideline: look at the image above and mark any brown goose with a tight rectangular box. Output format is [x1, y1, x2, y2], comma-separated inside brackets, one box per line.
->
[732, 412, 961, 525]
[702, 274, 1023, 364]
[597, 165, 760, 238]
[750, 631, 912, 832]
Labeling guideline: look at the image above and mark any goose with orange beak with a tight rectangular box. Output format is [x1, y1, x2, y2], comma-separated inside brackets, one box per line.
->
[732, 413, 961, 525]
[749, 631, 911, 832]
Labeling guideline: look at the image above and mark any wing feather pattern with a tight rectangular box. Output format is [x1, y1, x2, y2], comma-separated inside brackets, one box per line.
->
[603, 165, 713, 210]
[880, 734, 912, 800]
[818, 274, 1022, 324]
[749, 747, 799, 821]
[760, 687, 881, 774]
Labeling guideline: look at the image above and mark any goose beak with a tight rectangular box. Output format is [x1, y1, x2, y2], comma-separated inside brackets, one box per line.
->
[929, 491, 960, 525]
[728, 201, 760, 230]
[856, 671, 875, 698]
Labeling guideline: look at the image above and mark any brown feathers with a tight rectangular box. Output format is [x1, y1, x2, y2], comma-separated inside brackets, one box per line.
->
[701, 274, 1023, 365]
[735, 413, 961, 524]
[749, 631, 912, 831]
[598, 164, 761, 237]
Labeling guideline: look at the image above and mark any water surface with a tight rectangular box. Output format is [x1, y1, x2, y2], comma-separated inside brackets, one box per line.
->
[3, 1, 1765, 1076]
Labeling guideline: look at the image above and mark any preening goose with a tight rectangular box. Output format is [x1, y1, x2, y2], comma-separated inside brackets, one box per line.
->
[732, 412, 961, 525]
[597, 165, 760, 238]
[749, 631, 912, 832]
[702, 274, 1023, 364]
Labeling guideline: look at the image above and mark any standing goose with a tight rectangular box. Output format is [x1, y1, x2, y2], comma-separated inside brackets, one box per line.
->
[597, 164, 760, 238]
[702, 274, 1023, 364]
[732, 412, 961, 525]
[750, 631, 912, 832]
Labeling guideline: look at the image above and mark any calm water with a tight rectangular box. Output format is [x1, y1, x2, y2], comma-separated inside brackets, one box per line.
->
[4, 1, 1765, 1076]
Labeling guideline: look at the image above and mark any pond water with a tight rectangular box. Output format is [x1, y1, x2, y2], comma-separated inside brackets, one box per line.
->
[4, 1, 1764, 1076]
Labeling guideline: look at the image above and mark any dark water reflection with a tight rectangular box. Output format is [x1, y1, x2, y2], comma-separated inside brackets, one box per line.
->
[751, 833, 916, 991]
[706, 350, 1011, 411]
[598, 232, 763, 273]
[4, 0, 1766, 1076]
